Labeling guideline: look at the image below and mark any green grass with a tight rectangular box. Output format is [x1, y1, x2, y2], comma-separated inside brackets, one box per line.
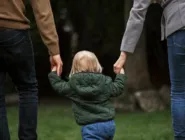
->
[7, 104, 173, 140]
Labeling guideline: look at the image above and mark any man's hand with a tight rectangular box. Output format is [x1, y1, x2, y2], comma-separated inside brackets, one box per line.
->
[50, 54, 63, 76]
[114, 51, 127, 74]
[52, 66, 57, 72]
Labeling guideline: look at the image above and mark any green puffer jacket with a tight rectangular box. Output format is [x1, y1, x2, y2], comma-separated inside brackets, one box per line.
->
[48, 72, 127, 125]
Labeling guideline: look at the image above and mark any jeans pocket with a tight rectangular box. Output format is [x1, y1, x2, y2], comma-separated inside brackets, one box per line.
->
[173, 30, 185, 49]
[0, 29, 26, 47]
[110, 122, 116, 135]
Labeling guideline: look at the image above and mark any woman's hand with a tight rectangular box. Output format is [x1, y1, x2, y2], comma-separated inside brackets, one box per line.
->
[114, 51, 127, 74]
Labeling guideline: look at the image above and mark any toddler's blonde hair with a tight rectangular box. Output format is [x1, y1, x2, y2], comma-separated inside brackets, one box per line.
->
[70, 50, 102, 76]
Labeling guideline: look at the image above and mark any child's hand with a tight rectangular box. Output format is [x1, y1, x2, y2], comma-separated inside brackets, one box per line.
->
[52, 66, 57, 72]
[120, 68, 125, 74]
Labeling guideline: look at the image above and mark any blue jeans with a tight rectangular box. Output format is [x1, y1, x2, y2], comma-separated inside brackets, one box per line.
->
[0, 28, 38, 140]
[81, 120, 115, 140]
[167, 30, 185, 140]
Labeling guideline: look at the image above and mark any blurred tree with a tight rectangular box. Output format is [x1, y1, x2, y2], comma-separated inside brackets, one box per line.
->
[66, 0, 125, 77]
[145, 3, 170, 88]
[6, 0, 169, 97]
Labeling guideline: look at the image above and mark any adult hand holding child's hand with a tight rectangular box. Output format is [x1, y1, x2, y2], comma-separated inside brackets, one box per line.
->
[50, 54, 63, 76]
[52, 66, 57, 72]
[114, 52, 127, 74]
[120, 68, 125, 74]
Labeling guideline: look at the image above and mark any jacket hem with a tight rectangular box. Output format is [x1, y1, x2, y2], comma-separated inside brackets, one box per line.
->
[0, 19, 30, 29]
[78, 118, 114, 126]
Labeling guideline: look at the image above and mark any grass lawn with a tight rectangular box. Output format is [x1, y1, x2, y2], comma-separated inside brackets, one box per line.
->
[7, 104, 173, 140]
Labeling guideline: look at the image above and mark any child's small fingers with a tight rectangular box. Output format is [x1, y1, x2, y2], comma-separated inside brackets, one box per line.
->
[57, 65, 62, 76]
[120, 68, 125, 74]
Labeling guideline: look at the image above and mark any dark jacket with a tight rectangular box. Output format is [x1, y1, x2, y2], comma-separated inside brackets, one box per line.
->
[48, 72, 127, 125]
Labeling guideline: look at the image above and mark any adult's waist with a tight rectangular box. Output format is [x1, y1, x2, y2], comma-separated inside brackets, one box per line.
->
[0, 18, 30, 30]
[161, 0, 172, 8]
[161, 0, 185, 40]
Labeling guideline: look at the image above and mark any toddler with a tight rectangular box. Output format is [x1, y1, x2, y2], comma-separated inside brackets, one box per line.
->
[48, 50, 127, 140]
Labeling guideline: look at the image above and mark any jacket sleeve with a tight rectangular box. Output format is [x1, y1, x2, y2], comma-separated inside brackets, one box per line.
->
[30, 0, 60, 55]
[108, 74, 127, 97]
[120, 0, 151, 53]
[48, 72, 71, 96]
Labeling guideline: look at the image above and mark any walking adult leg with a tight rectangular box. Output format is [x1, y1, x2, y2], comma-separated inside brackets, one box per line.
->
[3, 29, 38, 140]
[0, 69, 10, 140]
[167, 30, 185, 140]
[0, 28, 10, 140]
